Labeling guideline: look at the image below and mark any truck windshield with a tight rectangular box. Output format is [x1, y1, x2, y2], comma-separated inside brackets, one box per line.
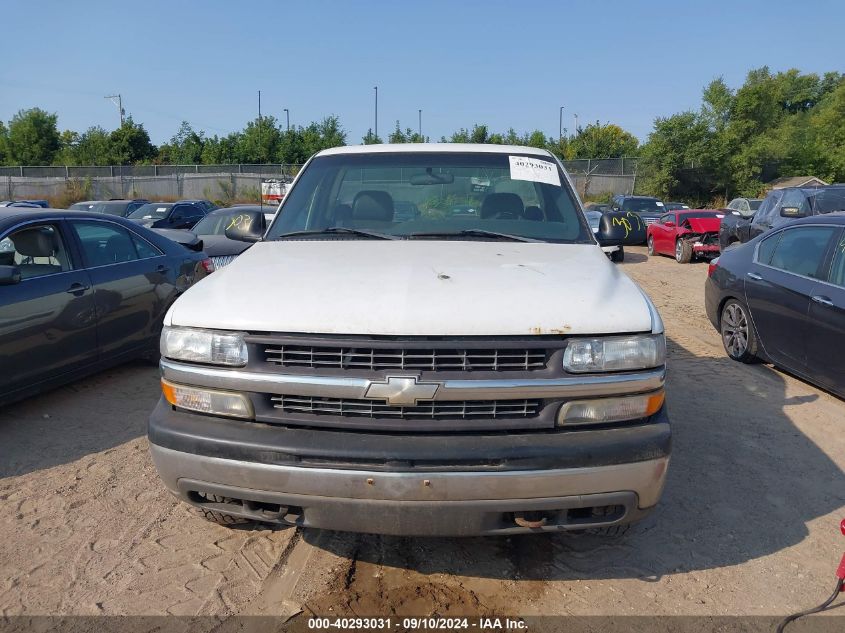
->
[622, 198, 663, 213]
[266, 152, 591, 243]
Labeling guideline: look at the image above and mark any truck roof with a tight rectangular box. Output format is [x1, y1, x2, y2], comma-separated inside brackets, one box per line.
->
[317, 143, 554, 157]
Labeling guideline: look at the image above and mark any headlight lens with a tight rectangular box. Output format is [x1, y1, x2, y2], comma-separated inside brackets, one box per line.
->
[557, 390, 664, 426]
[160, 326, 248, 366]
[563, 334, 665, 373]
[161, 379, 253, 419]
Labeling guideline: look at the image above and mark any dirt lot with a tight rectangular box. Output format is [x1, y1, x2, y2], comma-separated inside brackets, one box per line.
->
[2, 246, 844, 625]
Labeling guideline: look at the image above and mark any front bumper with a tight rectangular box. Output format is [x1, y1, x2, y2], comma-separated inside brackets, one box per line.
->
[148, 400, 671, 536]
[692, 242, 720, 256]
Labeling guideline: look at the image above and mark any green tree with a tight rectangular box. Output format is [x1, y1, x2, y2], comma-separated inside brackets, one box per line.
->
[0, 121, 7, 165]
[109, 117, 156, 164]
[237, 116, 282, 163]
[201, 133, 241, 164]
[76, 126, 115, 165]
[362, 128, 382, 144]
[6, 108, 61, 165]
[160, 121, 204, 164]
[570, 123, 638, 158]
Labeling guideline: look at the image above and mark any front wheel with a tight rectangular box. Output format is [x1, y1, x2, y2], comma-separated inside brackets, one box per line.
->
[675, 239, 693, 263]
[720, 299, 759, 363]
[647, 236, 656, 256]
[610, 246, 624, 263]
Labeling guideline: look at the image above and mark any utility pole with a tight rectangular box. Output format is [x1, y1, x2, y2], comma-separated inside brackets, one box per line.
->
[418, 109, 422, 140]
[373, 86, 378, 140]
[258, 90, 263, 164]
[574, 113, 579, 136]
[105, 94, 125, 127]
[559, 106, 564, 143]
[283, 108, 290, 132]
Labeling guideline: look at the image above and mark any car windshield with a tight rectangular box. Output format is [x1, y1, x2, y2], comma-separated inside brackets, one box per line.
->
[192, 209, 259, 235]
[808, 188, 845, 214]
[679, 212, 722, 222]
[92, 202, 127, 216]
[622, 198, 663, 213]
[266, 152, 590, 243]
[128, 203, 172, 219]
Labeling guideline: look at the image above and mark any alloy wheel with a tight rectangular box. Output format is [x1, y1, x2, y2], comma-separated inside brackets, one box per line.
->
[722, 303, 749, 357]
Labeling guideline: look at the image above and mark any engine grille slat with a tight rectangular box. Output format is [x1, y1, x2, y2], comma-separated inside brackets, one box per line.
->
[264, 345, 547, 371]
[210, 254, 238, 268]
[270, 395, 541, 419]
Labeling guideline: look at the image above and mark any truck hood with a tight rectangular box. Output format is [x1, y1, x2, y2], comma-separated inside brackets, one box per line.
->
[167, 240, 655, 336]
[683, 217, 721, 233]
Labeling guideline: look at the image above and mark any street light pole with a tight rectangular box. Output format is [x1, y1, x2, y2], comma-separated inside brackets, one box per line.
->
[559, 106, 564, 143]
[373, 86, 378, 140]
[283, 108, 290, 132]
[418, 109, 422, 140]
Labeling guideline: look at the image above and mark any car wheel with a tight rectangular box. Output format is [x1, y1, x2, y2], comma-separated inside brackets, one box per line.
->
[647, 236, 655, 256]
[720, 299, 759, 363]
[610, 246, 624, 263]
[675, 239, 693, 263]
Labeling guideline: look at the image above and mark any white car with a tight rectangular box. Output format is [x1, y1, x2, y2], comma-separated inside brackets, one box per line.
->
[149, 143, 668, 536]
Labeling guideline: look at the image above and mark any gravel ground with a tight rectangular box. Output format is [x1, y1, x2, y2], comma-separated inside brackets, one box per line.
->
[2, 245, 844, 625]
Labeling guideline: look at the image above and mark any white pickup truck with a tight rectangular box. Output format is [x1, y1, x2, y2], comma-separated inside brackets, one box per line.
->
[149, 144, 669, 536]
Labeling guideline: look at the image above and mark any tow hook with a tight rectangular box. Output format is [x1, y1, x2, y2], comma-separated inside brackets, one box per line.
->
[514, 512, 549, 529]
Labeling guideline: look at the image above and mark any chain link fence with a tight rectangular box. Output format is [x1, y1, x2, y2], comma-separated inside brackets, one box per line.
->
[1, 158, 640, 205]
[2, 173, 280, 206]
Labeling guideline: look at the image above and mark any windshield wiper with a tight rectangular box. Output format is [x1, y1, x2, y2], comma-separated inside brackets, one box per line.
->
[273, 227, 399, 240]
[407, 229, 542, 243]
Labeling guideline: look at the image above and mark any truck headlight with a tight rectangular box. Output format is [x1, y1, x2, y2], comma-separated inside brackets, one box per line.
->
[557, 390, 664, 425]
[161, 379, 253, 419]
[160, 326, 248, 366]
[562, 334, 665, 373]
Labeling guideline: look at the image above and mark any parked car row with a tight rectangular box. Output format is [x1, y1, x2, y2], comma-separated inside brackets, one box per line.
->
[719, 185, 845, 251]
[0, 208, 214, 407]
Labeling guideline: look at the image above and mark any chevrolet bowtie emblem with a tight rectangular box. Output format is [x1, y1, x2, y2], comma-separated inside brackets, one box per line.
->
[365, 376, 440, 406]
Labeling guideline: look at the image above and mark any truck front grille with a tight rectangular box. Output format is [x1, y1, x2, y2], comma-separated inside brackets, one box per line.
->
[264, 345, 547, 372]
[270, 395, 542, 419]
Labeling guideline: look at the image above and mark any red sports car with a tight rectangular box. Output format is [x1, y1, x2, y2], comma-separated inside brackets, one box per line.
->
[647, 209, 725, 263]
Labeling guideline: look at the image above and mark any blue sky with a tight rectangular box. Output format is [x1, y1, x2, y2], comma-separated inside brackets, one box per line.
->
[1, 0, 843, 146]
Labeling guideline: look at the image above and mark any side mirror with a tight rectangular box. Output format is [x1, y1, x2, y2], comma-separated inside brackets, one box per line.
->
[0, 265, 22, 285]
[780, 206, 806, 218]
[224, 210, 265, 243]
[664, 221, 675, 228]
[597, 211, 647, 246]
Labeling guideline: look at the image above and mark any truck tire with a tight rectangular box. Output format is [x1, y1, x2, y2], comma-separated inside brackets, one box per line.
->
[720, 299, 760, 363]
[194, 493, 253, 526]
[610, 246, 624, 263]
[675, 239, 693, 263]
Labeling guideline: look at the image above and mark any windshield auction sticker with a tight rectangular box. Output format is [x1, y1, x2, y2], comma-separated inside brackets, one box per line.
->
[508, 156, 561, 186]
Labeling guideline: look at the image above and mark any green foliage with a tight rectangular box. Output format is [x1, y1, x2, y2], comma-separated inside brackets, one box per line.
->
[362, 128, 383, 144]
[387, 121, 427, 143]
[158, 121, 205, 164]
[109, 117, 157, 164]
[569, 123, 638, 159]
[6, 108, 61, 165]
[638, 67, 845, 204]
